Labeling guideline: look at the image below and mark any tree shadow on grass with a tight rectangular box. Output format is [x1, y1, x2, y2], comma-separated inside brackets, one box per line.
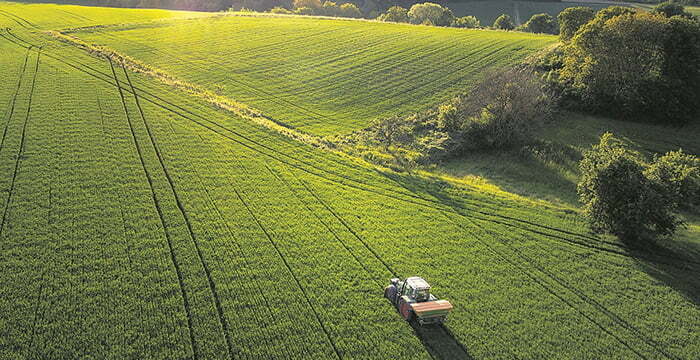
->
[380, 169, 700, 309]
[437, 142, 582, 207]
[410, 322, 473, 360]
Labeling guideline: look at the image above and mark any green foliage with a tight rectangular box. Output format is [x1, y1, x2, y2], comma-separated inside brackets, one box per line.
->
[451, 15, 480, 28]
[653, 1, 694, 18]
[377, 5, 409, 23]
[578, 133, 684, 241]
[407, 2, 454, 26]
[645, 150, 700, 210]
[338, 3, 362, 18]
[270, 6, 292, 13]
[321, 0, 340, 15]
[294, 5, 316, 15]
[559, 9, 700, 125]
[2, 4, 700, 360]
[493, 14, 515, 30]
[521, 13, 558, 34]
[558, 6, 595, 41]
[293, 0, 321, 10]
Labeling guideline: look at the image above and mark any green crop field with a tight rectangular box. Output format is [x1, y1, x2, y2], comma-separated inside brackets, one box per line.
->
[71, 15, 555, 136]
[0, 2, 698, 359]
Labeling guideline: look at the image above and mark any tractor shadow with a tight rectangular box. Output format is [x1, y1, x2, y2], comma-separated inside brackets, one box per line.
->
[410, 321, 473, 360]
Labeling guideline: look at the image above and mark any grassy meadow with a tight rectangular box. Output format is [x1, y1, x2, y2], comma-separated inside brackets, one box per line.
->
[0, 1, 698, 359]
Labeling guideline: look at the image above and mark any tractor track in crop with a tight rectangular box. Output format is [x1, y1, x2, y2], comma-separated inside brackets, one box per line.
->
[108, 58, 199, 360]
[0, 42, 30, 153]
[485, 220, 683, 360]
[0, 47, 39, 240]
[121, 64, 235, 360]
[162, 112, 295, 359]
[231, 184, 343, 360]
[266, 164, 385, 289]
[0, 10, 37, 29]
[284, 169, 472, 359]
[95, 88, 150, 353]
[451, 215, 673, 360]
[3, 29, 696, 273]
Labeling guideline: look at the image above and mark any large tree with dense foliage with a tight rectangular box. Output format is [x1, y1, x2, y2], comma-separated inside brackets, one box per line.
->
[653, 1, 694, 19]
[377, 5, 409, 23]
[521, 13, 557, 34]
[559, 8, 700, 125]
[578, 133, 684, 242]
[492, 14, 515, 30]
[557, 6, 595, 41]
[407, 2, 454, 26]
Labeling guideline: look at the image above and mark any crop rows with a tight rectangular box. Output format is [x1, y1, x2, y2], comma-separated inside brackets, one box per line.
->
[75, 16, 556, 136]
[0, 4, 699, 359]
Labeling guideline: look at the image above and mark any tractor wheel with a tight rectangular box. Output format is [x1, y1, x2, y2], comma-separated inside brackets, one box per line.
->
[398, 299, 414, 321]
[384, 285, 396, 302]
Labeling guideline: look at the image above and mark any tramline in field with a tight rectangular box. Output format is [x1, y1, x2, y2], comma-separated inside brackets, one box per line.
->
[0, 2, 698, 359]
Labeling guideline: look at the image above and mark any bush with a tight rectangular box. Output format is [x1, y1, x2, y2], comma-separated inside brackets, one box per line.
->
[558, 6, 595, 41]
[578, 133, 683, 241]
[408, 2, 454, 26]
[293, 0, 321, 9]
[454, 69, 555, 150]
[377, 5, 409, 23]
[294, 6, 316, 15]
[521, 13, 557, 34]
[559, 9, 700, 125]
[645, 150, 700, 210]
[322, 0, 340, 15]
[270, 6, 292, 13]
[452, 15, 480, 28]
[493, 14, 515, 30]
[653, 1, 694, 18]
[338, 3, 362, 18]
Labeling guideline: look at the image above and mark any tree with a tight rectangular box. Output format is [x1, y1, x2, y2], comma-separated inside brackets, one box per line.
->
[452, 15, 480, 28]
[559, 9, 700, 125]
[377, 5, 409, 23]
[322, 0, 339, 15]
[407, 2, 454, 26]
[521, 13, 557, 34]
[338, 3, 362, 18]
[645, 150, 700, 210]
[293, 0, 320, 10]
[558, 6, 595, 41]
[578, 133, 683, 241]
[653, 1, 694, 19]
[493, 14, 515, 30]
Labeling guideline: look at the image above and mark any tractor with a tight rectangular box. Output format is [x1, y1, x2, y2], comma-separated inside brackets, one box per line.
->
[384, 276, 453, 325]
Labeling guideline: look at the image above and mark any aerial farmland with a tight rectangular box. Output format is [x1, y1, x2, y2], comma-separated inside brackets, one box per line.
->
[0, 1, 698, 359]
